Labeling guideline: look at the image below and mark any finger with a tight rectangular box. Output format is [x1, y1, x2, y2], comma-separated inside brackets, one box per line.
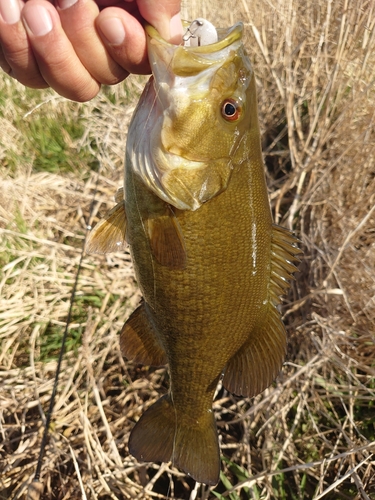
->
[95, 0, 125, 6]
[136, 0, 183, 43]
[21, 0, 100, 101]
[96, 7, 150, 75]
[56, 0, 129, 85]
[0, 0, 48, 87]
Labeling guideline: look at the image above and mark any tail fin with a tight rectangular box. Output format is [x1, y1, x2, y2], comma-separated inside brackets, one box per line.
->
[129, 394, 220, 485]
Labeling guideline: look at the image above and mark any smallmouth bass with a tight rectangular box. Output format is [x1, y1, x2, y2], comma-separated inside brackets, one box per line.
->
[87, 19, 302, 486]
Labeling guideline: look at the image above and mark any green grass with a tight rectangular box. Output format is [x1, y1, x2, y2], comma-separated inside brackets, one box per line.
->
[0, 81, 121, 176]
[25, 117, 87, 174]
[213, 459, 255, 500]
[37, 291, 121, 362]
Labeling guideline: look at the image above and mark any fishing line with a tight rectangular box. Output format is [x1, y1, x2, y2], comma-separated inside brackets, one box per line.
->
[27, 167, 103, 499]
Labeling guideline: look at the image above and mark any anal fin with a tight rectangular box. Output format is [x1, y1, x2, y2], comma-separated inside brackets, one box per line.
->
[86, 201, 127, 254]
[129, 394, 220, 486]
[223, 303, 287, 398]
[120, 302, 167, 366]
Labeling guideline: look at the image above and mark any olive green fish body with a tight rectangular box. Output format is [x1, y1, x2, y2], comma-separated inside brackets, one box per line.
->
[124, 159, 272, 483]
[125, 124, 272, 398]
[86, 21, 301, 486]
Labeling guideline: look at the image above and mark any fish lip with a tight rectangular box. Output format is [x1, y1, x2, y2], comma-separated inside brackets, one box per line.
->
[145, 21, 243, 53]
[145, 20, 246, 81]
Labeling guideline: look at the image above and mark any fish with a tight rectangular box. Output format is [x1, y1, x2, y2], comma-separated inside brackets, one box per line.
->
[86, 19, 302, 486]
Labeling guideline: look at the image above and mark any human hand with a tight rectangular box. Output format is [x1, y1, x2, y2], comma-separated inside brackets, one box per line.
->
[0, 0, 182, 101]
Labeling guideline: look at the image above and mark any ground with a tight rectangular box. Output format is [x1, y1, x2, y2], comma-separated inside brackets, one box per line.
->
[1, 0, 375, 498]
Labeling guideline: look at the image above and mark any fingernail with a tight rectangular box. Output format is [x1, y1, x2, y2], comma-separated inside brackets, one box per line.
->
[99, 17, 125, 45]
[22, 5, 53, 36]
[0, 0, 21, 24]
[169, 13, 183, 44]
[57, 0, 78, 10]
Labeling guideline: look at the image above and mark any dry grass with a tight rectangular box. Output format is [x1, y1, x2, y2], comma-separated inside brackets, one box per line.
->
[1, 0, 375, 498]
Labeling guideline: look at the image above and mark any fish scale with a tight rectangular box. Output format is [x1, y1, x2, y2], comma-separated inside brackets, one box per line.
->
[86, 19, 302, 485]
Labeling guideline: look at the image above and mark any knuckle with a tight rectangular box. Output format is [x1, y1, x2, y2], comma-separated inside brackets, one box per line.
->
[100, 68, 130, 86]
[13, 69, 49, 89]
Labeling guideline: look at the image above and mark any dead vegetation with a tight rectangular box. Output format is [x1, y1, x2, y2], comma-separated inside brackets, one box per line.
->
[1, 0, 375, 498]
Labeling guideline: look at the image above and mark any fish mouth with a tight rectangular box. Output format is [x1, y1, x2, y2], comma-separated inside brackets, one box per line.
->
[145, 21, 244, 77]
[145, 21, 243, 51]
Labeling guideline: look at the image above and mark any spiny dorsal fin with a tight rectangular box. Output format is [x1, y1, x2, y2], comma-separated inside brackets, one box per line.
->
[222, 303, 287, 398]
[147, 205, 187, 270]
[269, 224, 302, 306]
[86, 201, 127, 254]
[120, 302, 167, 366]
[222, 225, 302, 398]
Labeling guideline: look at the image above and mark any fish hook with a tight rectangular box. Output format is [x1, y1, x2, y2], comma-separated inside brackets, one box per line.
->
[183, 18, 218, 47]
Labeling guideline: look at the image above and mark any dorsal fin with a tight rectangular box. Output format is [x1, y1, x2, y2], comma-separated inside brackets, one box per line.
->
[269, 224, 302, 306]
[86, 201, 127, 254]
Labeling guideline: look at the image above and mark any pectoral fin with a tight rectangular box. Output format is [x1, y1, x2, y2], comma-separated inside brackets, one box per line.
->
[120, 302, 167, 366]
[147, 205, 187, 270]
[86, 201, 127, 254]
[162, 159, 231, 210]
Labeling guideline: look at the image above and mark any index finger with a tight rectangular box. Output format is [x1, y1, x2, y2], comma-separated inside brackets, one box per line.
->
[136, 0, 182, 43]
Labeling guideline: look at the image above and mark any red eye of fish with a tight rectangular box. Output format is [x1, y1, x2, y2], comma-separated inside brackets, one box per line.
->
[221, 99, 241, 121]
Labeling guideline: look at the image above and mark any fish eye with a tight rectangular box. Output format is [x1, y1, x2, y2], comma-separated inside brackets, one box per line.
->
[221, 98, 241, 121]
